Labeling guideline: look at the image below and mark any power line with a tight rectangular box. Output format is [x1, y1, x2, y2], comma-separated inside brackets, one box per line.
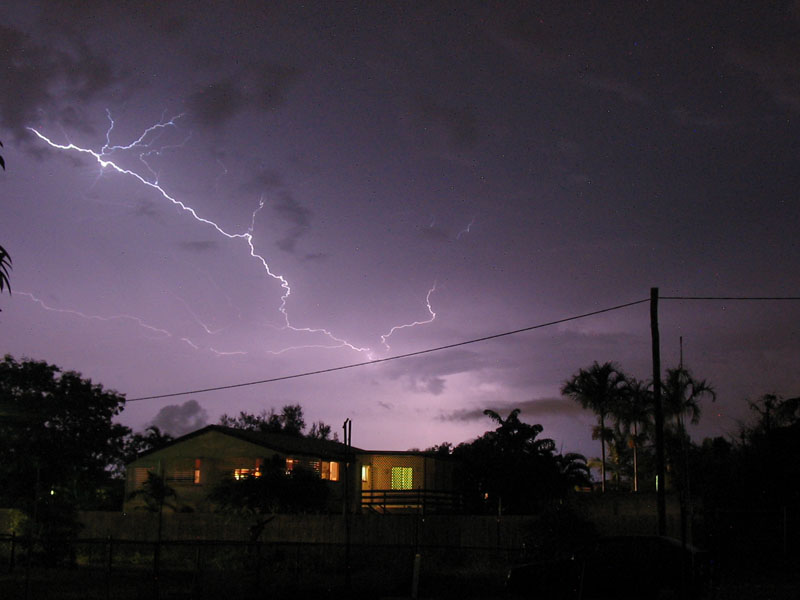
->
[660, 296, 800, 300]
[127, 297, 650, 402]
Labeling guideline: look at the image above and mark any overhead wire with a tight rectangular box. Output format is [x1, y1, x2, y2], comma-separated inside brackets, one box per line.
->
[660, 296, 800, 301]
[127, 297, 651, 402]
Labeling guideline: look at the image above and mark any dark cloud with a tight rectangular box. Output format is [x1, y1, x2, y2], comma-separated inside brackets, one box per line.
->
[249, 62, 301, 111]
[0, 24, 117, 140]
[150, 399, 209, 437]
[382, 349, 488, 395]
[131, 199, 163, 220]
[440, 396, 586, 422]
[186, 62, 300, 127]
[272, 192, 312, 254]
[303, 252, 330, 262]
[241, 168, 284, 193]
[276, 227, 307, 254]
[180, 240, 219, 252]
[185, 80, 247, 127]
[273, 192, 311, 227]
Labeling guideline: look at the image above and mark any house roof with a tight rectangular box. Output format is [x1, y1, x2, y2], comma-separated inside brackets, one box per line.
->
[131, 424, 364, 463]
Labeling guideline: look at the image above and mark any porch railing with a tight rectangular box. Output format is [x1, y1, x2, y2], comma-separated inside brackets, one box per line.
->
[360, 488, 462, 513]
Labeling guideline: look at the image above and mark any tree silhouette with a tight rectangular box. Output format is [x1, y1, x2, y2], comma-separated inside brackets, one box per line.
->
[615, 377, 654, 491]
[208, 456, 329, 540]
[0, 355, 129, 511]
[121, 426, 174, 466]
[562, 361, 628, 492]
[662, 366, 715, 432]
[128, 471, 178, 586]
[219, 404, 308, 436]
[218, 404, 338, 439]
[1, 139, 11, 295]
[453, 409, 578, 513]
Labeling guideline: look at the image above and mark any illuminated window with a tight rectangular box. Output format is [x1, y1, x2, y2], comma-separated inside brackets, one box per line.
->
[233, 468, 260, 480]
[361, 465, 370, 483]
[391, 466, 413, 490]
[285, 458, 298, 474]
[194, 459, 202, 485]
[321, 461, 339, 481]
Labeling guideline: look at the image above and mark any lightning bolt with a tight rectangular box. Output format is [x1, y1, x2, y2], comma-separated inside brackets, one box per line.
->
[16, 291, 172, 339]
[28, 112, 440, 358]
[456, 215, 475, 240]
[380, 283, 437, 350]
[29, 114, 371, 354]
[173, 295, 226, 335]
[18, 290, 250, 358]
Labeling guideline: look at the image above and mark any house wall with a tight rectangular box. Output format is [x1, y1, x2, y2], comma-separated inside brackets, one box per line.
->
[360, 454, 455, 491]
[125, 430, 352, 513]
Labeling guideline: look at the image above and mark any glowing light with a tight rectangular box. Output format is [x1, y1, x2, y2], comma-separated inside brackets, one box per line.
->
[29, 114, 369, 353]
[456, 215, 476, 240]
[380, 284, 437, 350]
[17, 291, 172, 338]
[28, 112, 441, 357]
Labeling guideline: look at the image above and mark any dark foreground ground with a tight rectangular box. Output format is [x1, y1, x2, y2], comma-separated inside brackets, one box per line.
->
[0, 553, 798, 600]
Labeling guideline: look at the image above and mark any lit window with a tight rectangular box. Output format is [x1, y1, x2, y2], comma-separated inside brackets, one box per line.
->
[285, 458, 298, 474]
[321, 461, 340, 481]
[361, 465, 370, 483]
[391, 466, 413, 490]
[194, 459, 202, 484]
[233, 468, 260, 480]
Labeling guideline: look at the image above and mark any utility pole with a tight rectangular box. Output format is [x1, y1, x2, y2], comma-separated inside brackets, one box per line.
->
[342, 418, 352, 590]
[651, 288, 666, 535]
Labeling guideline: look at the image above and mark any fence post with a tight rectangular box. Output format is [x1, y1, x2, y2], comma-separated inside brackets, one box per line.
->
[105, 535, 113, 600]
[8, 532, 15, 573]
[411, 553, 422, 599]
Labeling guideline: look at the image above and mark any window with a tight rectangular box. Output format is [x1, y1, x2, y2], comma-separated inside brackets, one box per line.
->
[321, 461, 339, 481]
[391, 466, 413, 490]
[194, 459, 202, 484]
[361, 465, 370, 483]
[132, 467, 151, 488]
[285, 458, 298, 474]
[166, 468, 194, 484]
[233, 468, 260, 480]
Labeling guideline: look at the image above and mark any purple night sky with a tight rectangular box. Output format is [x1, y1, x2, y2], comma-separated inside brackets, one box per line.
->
[2, 2, 799, 459]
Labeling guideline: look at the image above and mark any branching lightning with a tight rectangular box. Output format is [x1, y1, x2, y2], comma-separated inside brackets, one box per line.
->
[380, 283, 437, 350]
[28, 112, 440, 358]
[17, 291, 172, 339]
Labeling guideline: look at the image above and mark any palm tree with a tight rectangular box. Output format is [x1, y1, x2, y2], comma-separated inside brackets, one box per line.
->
[562, 361, 628, 492]
[128, 471, 177, 584]
[555, 452, 591, 492]
[615, 377, 653, 492]
[662, 366, 715, 433]
[1, 139, 11, 295]
[482, 408, 557, 456]
[0, 247, 10, 294]
[662, 366, 714, 496]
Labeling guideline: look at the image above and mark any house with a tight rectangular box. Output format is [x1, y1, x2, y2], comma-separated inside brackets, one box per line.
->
[360, 451, 460, 513]
[125, 425, 460, 514]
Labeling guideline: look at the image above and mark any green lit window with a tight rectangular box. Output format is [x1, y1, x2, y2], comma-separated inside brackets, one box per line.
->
[390, 466, 413, 490]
